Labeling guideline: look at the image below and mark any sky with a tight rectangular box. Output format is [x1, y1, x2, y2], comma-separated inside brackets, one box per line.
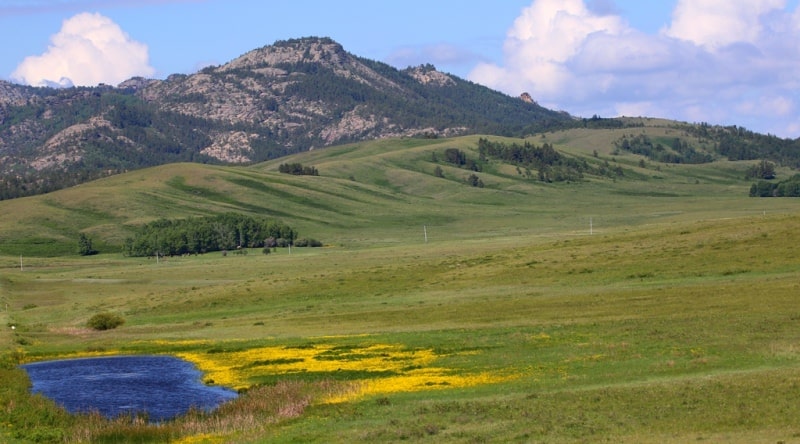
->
[1, 0, 800, 138]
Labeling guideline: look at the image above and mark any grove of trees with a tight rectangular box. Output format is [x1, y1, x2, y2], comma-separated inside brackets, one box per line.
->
[278, 163, 319, 175]
[476, 137, 604, 182]
[615, 134, 713, 164]
[122, 213, 298, 257]
[750, 174, 800, 197]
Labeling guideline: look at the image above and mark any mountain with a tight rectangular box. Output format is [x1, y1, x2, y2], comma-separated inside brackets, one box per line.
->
[0, 37, 570, 199]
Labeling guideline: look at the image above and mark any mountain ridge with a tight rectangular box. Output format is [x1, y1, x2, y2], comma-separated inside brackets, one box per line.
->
[0, 37, 569, 199]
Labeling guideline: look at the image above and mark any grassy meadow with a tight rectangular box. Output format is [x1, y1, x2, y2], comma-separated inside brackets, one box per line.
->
[2, 125, 800, 442]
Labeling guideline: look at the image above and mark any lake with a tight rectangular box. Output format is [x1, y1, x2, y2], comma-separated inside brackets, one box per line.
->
[21, 355, 238, 422]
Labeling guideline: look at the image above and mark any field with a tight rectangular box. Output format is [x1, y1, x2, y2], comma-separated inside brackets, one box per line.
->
[2, 127, 800, 442]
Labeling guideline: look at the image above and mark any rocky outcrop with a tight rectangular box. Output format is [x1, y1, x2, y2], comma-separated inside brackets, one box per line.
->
[406, 65, 456, 87]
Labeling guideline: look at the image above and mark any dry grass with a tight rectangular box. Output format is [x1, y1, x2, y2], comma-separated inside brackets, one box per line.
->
[64, 380, 354, 443]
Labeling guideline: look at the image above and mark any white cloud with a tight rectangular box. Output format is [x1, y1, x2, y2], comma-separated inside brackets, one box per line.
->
[663, 0, 784, 50]
[11, 12, 154, 87]
[469, 0, 800, 138]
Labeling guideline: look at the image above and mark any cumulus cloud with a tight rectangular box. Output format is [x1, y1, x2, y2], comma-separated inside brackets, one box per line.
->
[663, 0, 784, 49]
[469, 0, 800, 137]
[11, 12, 155, 87]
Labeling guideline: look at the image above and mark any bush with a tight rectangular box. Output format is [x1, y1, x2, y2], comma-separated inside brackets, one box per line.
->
[77, 233, 97, 256]
[294, 238, 323, 247]
[87, 313, 125, 331]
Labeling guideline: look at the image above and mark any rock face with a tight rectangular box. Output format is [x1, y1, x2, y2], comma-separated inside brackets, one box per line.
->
[405, 65, 456, 87]
[0, 37, 570, 198]
[520, 92, 534, 104]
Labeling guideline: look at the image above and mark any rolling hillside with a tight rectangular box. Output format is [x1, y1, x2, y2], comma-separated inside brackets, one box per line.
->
[1, 118, 797, 258]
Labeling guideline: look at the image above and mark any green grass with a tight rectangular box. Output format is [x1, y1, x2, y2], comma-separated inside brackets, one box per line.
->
[3, 213, 800, 442]
[2, 131, 800, 442]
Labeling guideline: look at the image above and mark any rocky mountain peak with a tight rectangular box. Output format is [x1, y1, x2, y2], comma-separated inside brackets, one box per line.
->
[221, 37, 348, 72]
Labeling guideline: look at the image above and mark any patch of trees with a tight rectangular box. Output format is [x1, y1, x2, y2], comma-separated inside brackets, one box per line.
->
[746, 160, 776, 180]
[443, 148, 481, 171]
[278, 163, 319, 175]
[122, 213, 298, 257]
[294, 238, 323, 247]
[685, 123, 800, 168]
[77, 233, 97, 256]
[615, 135, 713, 164]
[750, 174, 800, 197]
[580, 115, 628, 129]
[477, 137, 597, 182]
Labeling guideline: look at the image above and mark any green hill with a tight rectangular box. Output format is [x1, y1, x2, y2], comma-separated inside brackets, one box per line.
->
[0, 122, 795, 257]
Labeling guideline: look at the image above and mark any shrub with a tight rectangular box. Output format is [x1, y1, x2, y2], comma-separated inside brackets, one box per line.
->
[294, 238, 323, 247]
[465, 173, 484, 188]
[87, 313, 125, 331]
[77, 233, 98, 256]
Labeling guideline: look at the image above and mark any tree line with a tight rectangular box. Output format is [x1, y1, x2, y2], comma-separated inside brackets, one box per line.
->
[686, 123, 800, 167]
[122, 213, 298, 257]
[278, 163, 319, 175]
[614, 134, 713, 164]
[750, 174, 800, 197]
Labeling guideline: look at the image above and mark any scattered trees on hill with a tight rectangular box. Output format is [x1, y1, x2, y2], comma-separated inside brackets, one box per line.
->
[686, 123, 800, 167]
[443, 148, 481, 172]
[615, 135, 713, 164]
[476, 137, 600, 182]
[278, 163, 319, 175]
[122, 213, 298, 257]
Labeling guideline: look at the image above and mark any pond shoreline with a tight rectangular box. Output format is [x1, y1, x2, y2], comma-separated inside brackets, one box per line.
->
[21, 354, 238, 422]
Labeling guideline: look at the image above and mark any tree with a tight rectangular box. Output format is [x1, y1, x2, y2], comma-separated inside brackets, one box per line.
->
[278, 163, 319, 176]
[746, 159, 776, 180]
[466, 173, 484, 188]
[87, 312, 125, 330]
[77, 233, 97, 256]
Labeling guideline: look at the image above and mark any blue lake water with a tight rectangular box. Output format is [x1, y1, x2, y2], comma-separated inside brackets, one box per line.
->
[21, 355, 238, 422]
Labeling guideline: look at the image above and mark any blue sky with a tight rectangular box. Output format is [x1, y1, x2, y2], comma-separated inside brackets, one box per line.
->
[2, 0, 799, 138]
